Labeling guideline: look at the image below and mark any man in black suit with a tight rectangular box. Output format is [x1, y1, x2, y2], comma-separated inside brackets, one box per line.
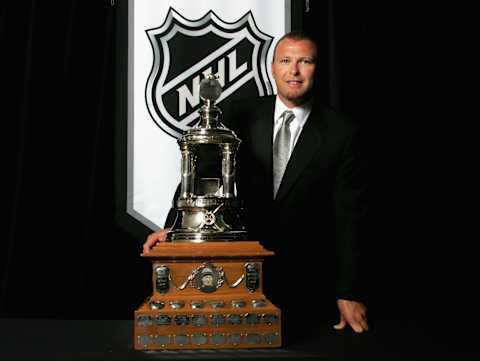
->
[143, 31, 369, 337]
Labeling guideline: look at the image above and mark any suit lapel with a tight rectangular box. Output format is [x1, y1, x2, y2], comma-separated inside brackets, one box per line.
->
[275, 104, 325, 202]
[249, 97, 274, 182]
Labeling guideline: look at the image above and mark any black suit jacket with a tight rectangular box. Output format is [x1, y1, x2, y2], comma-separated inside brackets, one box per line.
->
[223, 95, 369, 310]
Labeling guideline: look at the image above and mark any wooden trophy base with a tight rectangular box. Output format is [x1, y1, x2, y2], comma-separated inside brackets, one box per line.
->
[134, 241, 281, 350]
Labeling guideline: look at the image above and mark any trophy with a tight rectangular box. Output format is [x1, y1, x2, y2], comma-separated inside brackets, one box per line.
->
[166, 74, 248, 242]
[134, 75, 281, 350]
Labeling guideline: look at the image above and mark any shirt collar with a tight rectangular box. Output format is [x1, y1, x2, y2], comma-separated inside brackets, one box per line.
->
[274, 96, 313, 128]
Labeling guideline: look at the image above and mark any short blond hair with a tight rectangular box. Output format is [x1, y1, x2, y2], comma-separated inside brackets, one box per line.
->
[272, 31, 318, 62]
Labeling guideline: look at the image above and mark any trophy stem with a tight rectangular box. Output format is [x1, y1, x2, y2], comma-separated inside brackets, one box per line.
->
[198, 103, 221, 129]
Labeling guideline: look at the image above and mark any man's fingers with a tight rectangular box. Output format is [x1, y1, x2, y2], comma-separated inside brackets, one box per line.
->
[359, 314, 369, 331]
[347, 316, 369, 333]
[333, 318, 346, 330]
[354, 311, 369, 331]
[142, 241, 151, 254]
[336, 299, 369, 334]
[350, 321, 364, 333]
[143, 234, 160, 253]
[142, 228, 171, 253]
[335, 317, 368, 333]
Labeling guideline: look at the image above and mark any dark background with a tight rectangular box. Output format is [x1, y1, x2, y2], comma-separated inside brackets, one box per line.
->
[0, 0, 474, 356]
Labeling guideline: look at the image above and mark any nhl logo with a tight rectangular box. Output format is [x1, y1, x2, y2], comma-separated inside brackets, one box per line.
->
[145, 8, 274, 138]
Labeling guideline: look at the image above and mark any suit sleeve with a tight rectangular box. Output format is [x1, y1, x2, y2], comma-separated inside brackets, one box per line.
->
[163, 184, 180, 228]
[334, 123, 370, 302]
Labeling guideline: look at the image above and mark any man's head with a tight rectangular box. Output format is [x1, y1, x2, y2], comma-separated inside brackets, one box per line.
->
[271, 31, 318, 108]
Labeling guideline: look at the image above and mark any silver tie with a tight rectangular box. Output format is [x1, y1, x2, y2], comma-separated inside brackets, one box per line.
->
[273, 110, 295, 198]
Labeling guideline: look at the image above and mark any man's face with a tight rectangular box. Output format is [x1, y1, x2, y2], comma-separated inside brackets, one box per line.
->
[271, 38, 317, 107]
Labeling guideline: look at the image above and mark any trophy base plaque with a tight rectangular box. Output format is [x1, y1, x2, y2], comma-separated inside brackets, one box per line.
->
[134, 241, 281, 350]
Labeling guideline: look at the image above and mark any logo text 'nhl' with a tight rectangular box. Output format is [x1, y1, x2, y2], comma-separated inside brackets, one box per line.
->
[146, 8, 273, 138]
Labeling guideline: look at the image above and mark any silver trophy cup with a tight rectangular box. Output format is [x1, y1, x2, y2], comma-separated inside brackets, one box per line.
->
[166, 74, 248, 242]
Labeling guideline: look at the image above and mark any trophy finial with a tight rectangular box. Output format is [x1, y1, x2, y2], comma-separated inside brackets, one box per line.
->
[200, 74, 222, 103]
[197, 74, 222, 129]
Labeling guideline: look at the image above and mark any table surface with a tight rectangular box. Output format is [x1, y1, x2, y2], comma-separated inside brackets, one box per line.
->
[0, 318, 476, 361]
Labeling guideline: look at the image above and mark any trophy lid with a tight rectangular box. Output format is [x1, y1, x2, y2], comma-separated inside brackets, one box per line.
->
[179, 74, 240, 146]
[200, 74, 222, 103]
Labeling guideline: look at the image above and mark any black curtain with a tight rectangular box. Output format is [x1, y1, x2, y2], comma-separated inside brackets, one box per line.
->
[1, 0, 150, 319]
[0, 0, 431, 327]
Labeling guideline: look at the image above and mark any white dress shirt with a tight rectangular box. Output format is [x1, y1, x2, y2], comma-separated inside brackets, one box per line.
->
[273, 96, 313, 159]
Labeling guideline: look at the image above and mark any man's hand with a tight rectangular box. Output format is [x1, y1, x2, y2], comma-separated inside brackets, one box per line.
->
[142, 228, 170, 254]
[334, 299, 369, 333]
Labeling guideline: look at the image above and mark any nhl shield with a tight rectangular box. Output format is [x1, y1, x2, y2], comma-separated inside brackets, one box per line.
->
[145, 8, 274, 138]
